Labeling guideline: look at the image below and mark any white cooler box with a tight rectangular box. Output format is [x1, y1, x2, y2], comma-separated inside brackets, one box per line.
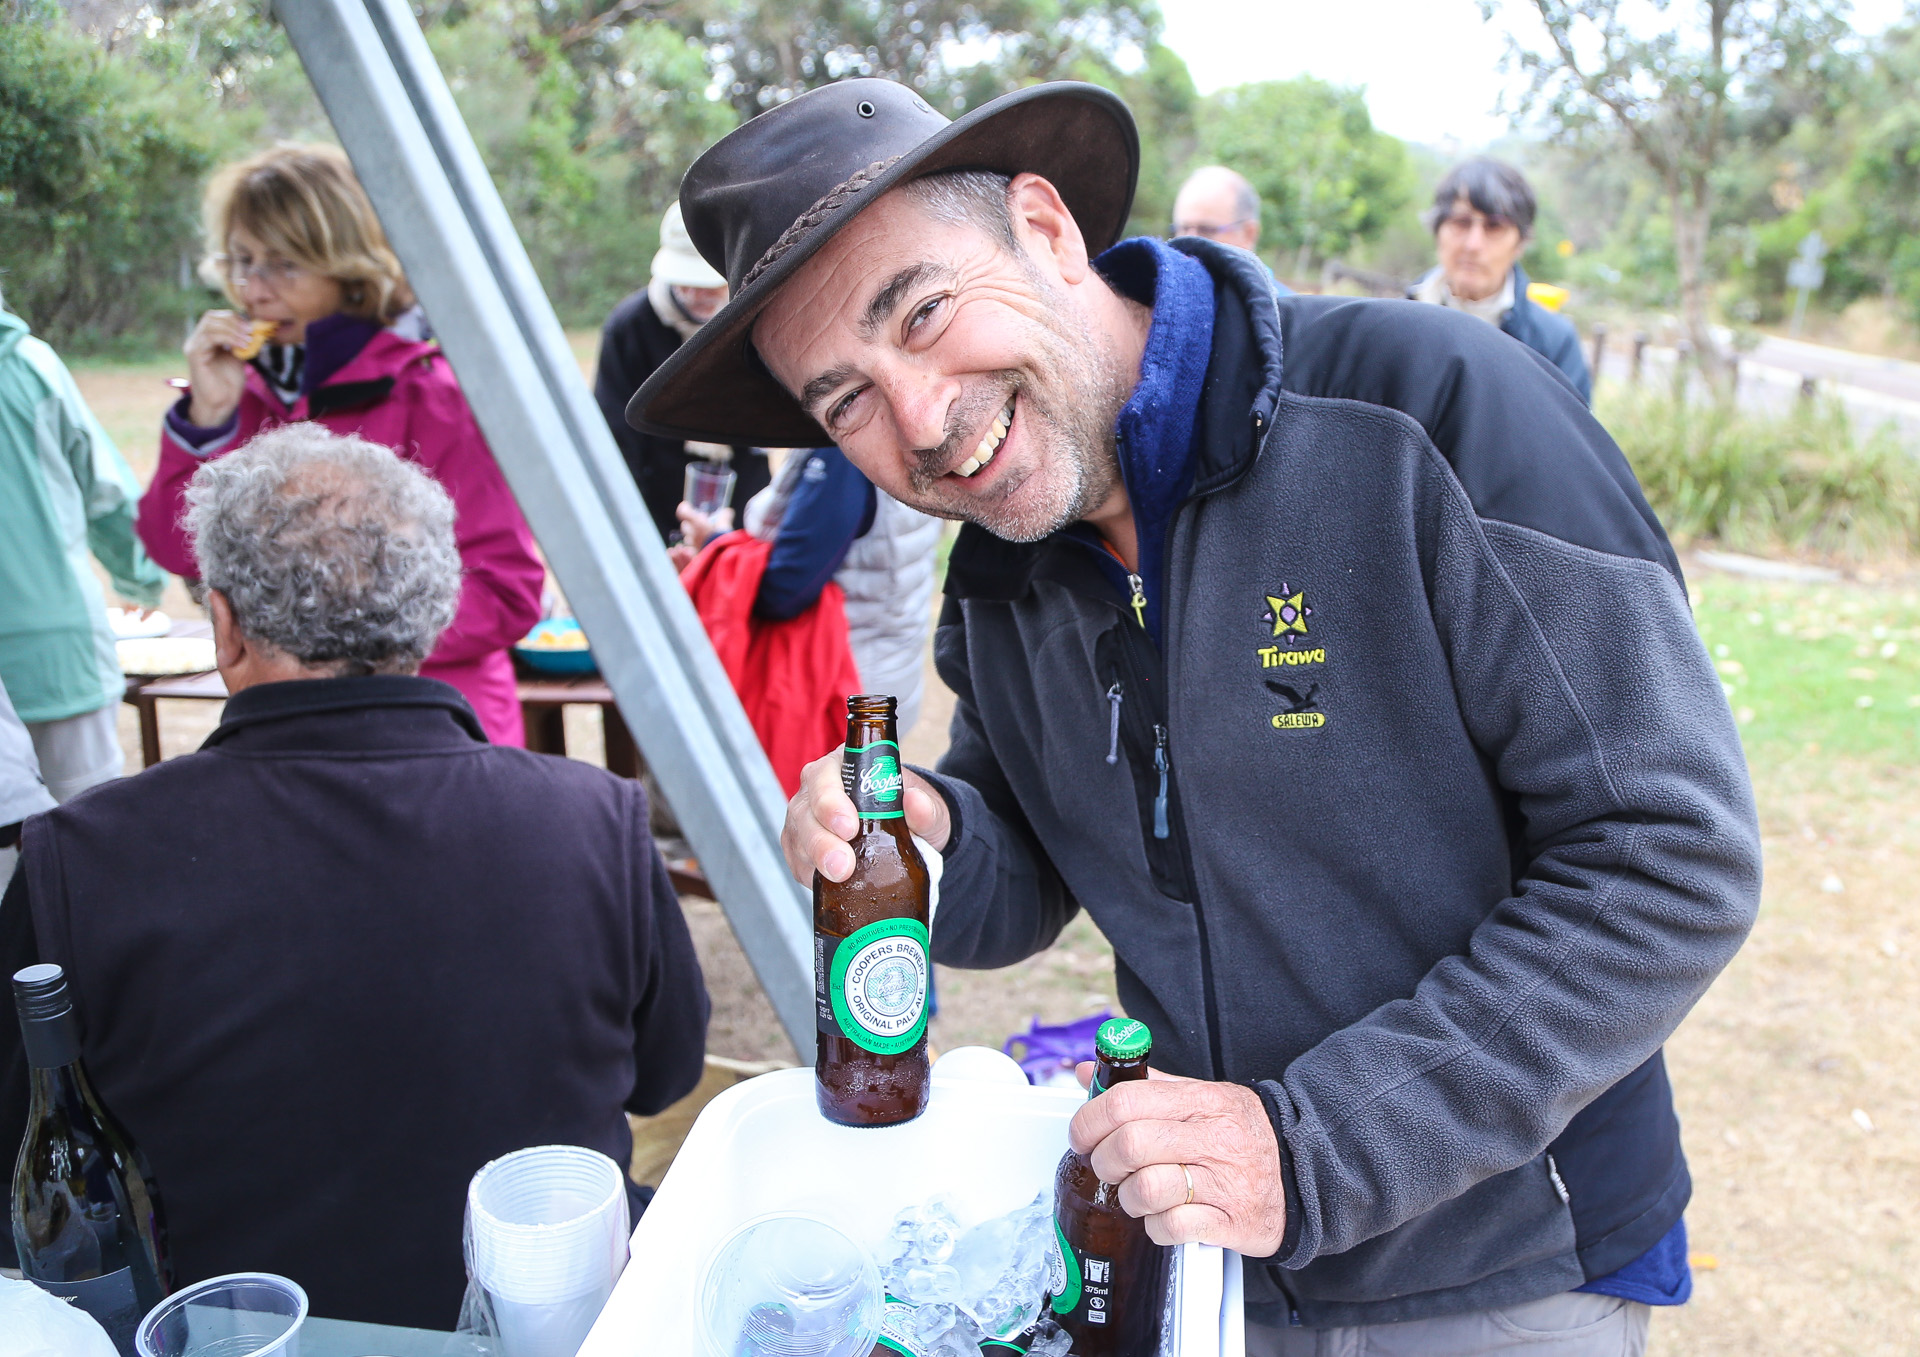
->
[579, 1047, 1244, 1356]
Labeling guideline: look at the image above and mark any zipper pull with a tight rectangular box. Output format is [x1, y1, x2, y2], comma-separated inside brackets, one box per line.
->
[1127, 573, 1147, 629]
[1152, 725, 1170, 840]
[1105, 683, 1123, 765]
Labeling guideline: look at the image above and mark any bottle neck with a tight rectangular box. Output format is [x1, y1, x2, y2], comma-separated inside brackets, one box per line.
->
[843, 713, 905, 823]
[26, 1061, 87, 1117]
[1088, 1053, 1149, 1100]
[19, 1004, 82, 1070]
[845, 716, 899, 749]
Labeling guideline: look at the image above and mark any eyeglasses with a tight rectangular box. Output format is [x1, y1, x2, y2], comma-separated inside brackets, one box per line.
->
[216, 253, 309, 287]
[1171, 218, 1254, 240]
[1436, 212, 1517, 238]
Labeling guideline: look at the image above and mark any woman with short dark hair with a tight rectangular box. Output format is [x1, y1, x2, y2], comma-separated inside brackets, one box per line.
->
[1411, 157, 1591, 402]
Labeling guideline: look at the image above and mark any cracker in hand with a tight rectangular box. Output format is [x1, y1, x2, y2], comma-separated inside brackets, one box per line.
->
[230, 319, 277, 361]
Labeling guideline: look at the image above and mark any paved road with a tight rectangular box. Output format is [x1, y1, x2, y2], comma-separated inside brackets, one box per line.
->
[1747, 334, 1920, 404]
[1592, 331, 1920, 442]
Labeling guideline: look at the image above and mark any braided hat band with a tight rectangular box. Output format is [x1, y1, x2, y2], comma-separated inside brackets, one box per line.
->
[741, 156, 905, 291]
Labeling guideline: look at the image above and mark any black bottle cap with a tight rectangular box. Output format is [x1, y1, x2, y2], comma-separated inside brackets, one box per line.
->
[13, 963, 82, 1069]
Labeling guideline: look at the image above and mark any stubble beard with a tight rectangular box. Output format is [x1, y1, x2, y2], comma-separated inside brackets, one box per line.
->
[903, 281, 1131, 544]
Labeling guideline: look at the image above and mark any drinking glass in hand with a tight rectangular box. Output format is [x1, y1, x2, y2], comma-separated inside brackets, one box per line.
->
[684, 461, 737, 517]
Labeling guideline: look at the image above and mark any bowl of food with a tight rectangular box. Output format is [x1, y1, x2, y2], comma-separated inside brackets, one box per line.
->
[514, 617, 597, 675]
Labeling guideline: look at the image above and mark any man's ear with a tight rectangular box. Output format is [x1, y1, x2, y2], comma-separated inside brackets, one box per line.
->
[207, 589, 247, 672]
[1007, 172, 1091, 285]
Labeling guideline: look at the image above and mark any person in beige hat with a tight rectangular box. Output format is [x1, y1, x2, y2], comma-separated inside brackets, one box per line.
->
[592, 202, 768, 538]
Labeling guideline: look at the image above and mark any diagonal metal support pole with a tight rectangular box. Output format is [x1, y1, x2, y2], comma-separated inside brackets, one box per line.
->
[274, 0, 813, 1054]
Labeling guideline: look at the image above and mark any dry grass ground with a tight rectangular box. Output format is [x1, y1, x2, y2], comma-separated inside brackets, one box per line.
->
[67, 345, 1920, 1352]
[1656, 754, 1919, 1354]
[676, 566, 1920, 1355]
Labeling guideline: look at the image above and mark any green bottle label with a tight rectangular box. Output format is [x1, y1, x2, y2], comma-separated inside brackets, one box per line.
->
[1047, 1219, 1082, 1315]
[818, 916, 930, 1054]
[874, 1294, 925, 1355]
[1047, 1218, 1120, 1330]
[843, 740, 906, 819]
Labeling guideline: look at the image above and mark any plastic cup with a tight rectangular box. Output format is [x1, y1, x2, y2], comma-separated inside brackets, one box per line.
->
[467, 1145, 630, 1357]
[135, 1272, 308, 1357]
[700, 1214, 881, 1357]
[684, 461, 737, 516]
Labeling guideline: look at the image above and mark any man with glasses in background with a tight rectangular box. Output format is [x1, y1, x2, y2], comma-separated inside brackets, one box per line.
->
[1412, 157, 1591, 402]
[1171, 165, 1287, 293]
[1170, 164, 1263, 253]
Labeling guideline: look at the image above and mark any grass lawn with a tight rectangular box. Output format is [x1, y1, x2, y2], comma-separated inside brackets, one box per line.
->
[1693, 574, 1920, 762]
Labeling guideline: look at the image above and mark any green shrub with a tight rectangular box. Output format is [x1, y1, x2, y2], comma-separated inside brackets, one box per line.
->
[0, 3, 212, 351]
[1599, 387, 1920, 559]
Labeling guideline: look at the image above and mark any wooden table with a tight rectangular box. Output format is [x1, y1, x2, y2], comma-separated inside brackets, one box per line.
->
[119, 658, 711, 895]
[514, 672, 640, 778]
[123, 665, 638, 778]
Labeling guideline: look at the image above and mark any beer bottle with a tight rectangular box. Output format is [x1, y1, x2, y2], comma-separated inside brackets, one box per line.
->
[1046, 1018, 1170, 1356]
[814, 694, 931, 1126]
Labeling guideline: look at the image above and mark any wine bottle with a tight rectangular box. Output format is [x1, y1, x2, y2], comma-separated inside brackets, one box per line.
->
[11, 963, 171, 1355]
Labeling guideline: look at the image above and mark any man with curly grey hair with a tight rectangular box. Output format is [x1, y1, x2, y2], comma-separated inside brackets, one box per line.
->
[187, 422, 464, 685]
[1, 425, 710, 1328]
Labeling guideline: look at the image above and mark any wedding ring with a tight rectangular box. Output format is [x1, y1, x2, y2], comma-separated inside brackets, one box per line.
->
[1181, 1163, 1195, 1207]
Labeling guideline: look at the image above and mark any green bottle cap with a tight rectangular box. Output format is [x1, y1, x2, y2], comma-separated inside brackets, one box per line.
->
[1095, 1017, 1152, 1061]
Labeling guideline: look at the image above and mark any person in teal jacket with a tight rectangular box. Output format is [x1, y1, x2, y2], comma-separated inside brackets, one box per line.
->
[0, 301, 164, 801]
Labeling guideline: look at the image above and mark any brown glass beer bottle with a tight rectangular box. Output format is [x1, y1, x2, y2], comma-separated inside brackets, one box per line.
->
[1046, 1018, 1171, 1356]
[814, 694, 931, 1126]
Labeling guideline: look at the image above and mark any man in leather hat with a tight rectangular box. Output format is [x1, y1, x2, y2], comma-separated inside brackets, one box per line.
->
[629, 79, 1759, 1354]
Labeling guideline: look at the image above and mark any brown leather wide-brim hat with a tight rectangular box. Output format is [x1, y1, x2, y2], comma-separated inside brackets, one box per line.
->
[626, 78, 1139, 446]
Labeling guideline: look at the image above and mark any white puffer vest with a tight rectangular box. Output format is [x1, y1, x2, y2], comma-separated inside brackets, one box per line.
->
[745, 453, 942, 733]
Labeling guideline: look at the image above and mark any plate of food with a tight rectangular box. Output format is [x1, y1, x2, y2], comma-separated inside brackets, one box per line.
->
[514, 617, 596, 675]
[117, 637, 217, 677]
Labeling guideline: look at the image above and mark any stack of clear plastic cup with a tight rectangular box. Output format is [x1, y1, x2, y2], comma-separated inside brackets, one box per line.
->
[700, 1215, 881, 1357]
[465, 1145, 631, 1357]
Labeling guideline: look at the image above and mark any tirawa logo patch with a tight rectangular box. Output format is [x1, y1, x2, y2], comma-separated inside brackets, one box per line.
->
[1257, 583, 1329, 731]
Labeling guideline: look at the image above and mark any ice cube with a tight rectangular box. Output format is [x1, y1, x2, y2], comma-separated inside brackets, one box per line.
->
[1026, 1319, 1073, 1357]
[912, 1302, 958, 1345]
[903, 1264, 962, 1304]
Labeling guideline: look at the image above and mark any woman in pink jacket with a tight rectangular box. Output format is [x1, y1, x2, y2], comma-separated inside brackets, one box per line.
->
[138, 144, 543, 745]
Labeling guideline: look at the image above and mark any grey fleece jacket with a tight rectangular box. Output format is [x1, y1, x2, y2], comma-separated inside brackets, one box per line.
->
[920, 239, 1760, 1327]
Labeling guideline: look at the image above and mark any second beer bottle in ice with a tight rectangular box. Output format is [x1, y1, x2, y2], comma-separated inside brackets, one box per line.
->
[1048, 1018, 1171, 1356]
[814, 694, 931, 1126]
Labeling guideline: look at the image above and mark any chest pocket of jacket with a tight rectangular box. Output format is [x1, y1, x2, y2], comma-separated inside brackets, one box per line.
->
[1094, 625, 1196, 900]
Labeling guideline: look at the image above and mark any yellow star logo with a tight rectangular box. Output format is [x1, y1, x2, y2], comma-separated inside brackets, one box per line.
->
[1267, 591, 1310, 637]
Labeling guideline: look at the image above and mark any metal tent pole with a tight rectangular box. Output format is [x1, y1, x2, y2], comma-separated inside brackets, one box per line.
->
[274, 0, 814, 1054]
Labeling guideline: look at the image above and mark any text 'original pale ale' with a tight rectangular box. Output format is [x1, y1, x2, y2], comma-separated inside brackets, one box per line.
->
[1047, 1018, 1171, 1356]
[814, 694, 931, 1126]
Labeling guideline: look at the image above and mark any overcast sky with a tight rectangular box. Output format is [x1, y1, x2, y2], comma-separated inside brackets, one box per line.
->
[1157, 0, 1913, 149]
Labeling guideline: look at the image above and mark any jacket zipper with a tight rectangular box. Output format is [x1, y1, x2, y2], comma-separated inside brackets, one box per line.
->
[1105, 683, 1123, 765]
[1126, 572, 1147, 629]
[1151, 725, 1170, 839]
[1107, 608, 1223, 1080]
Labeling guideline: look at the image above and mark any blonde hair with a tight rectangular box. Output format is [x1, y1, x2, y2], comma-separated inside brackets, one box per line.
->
[199, 143, 415, 324]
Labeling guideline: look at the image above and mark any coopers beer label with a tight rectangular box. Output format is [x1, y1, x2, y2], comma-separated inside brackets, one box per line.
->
[843, 740, 906, 819]
[814, 916, 930, 1054]
[1047, 1220, 1118, 1328]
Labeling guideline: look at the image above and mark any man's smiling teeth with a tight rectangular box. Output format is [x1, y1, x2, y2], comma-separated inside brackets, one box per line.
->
[954, 399, 1015, 478]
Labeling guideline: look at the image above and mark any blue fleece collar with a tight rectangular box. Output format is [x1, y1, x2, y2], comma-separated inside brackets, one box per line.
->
[1080, 236, 1216, 643]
